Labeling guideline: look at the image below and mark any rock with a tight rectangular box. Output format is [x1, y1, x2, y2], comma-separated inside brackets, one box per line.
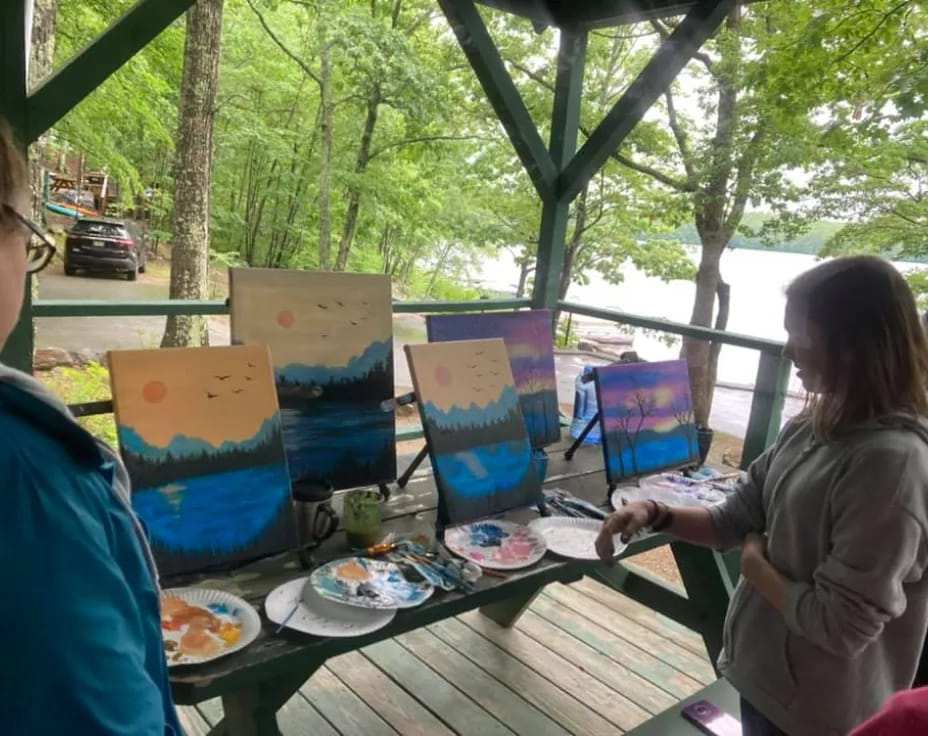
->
[33, 347, 75, 371]
[32, 347, 103, 371]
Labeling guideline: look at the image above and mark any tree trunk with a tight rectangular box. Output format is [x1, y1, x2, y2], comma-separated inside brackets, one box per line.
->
[515, 255, 531, 298]
[707, 277, 731, 401]
[317, 45, 333, 270]
[162, 0, 224, 348]
[683, 241, 724, 426]
[335, 83, 381, 271]
[28, 0, 58, 221]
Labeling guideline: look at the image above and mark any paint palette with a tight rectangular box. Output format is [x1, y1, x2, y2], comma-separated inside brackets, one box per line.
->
[160, 588, 261, 667]
[310, 557, 434, 610]
[528, 516, 627, 560]
[264, 577, 396, 637]
[611, 471, 736, 510]
[444, 520, 547, 570]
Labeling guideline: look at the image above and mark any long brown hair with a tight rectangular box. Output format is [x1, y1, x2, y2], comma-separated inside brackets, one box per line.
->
[0, 118, 28, 231]
[787, 255, 928, 440]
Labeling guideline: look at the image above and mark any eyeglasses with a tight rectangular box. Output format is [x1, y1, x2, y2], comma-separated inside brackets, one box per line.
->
[2, 204, 57, 274]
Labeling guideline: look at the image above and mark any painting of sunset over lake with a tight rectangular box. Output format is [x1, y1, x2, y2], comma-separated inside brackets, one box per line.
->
[229, 269, 395, 494]
[406, 338, 542, 526]
[594, 359, 699, 487]
[426, 310, 559, 448]
[108, 345, 296, 577]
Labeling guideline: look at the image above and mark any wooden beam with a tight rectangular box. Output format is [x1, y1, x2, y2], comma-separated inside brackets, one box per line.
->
[25, 0, 196, 143]
[558, 0, 735, 203]
[741, 351, 791, 467]
[532, 29, 586, 310]
[438, 0, 557, 200]
[0, 1, 33, 373]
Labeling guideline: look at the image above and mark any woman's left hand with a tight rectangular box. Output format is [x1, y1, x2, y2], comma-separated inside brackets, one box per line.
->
[740, 532, 768, 578]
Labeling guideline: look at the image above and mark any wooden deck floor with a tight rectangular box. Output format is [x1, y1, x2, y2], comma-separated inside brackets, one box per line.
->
[177, 576, 714, 735]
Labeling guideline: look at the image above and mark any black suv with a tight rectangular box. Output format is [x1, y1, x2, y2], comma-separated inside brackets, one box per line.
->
[64, 218, 147, 280]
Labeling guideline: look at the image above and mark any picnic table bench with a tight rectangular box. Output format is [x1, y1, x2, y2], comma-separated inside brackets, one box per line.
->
[168, 439, 738, 735]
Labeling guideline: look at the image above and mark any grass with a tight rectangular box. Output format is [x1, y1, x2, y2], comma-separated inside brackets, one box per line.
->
[38, 362, 118, 448]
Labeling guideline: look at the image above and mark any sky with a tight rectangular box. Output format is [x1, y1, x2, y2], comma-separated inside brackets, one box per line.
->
[407, 338, 515, 412]
[109, 345, 280, 447]
[597, 359, 693, 435]
[230, 268, 391, 367]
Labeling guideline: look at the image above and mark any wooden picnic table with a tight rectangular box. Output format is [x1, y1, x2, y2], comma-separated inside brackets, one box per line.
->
[168, 440, 737, 736]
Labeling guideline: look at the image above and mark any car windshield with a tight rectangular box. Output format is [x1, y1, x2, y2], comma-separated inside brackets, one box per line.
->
[72, 221, 127, 238]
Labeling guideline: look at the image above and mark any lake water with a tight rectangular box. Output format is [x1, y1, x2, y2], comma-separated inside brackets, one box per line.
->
[478, 247, 918, 393]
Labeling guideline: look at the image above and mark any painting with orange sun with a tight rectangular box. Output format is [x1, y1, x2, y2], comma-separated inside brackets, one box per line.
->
[229, 268, 395, 495]
[594, 359, 699, 488]
[108, 345, 297, 577]
[405, 338, 542, 526]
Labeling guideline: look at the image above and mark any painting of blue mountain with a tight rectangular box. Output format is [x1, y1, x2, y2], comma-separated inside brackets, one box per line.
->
[594, 359, 699, 487]
[229, 269, 396, 495]
[108, 346, 297, 578]
[427, 310, 560, 448]
[406, 338, 542, 526]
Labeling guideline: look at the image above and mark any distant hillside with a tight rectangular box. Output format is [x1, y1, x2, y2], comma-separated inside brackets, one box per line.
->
[655, 213, 842, 256]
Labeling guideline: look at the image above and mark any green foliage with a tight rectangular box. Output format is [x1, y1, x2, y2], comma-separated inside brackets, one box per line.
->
[38, 362, 117, 448]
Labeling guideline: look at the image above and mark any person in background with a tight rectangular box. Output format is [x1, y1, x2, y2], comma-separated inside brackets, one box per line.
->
[597, 255, 928, 736]
[0, 119, 181, 734]
[849, 686, 928, 735]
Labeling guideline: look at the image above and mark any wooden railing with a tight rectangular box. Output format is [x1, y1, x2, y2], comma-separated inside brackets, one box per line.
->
[27, 296, 790, 465]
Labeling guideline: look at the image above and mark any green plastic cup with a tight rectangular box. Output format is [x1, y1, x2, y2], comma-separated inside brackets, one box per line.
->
[343, 489, 382, 550]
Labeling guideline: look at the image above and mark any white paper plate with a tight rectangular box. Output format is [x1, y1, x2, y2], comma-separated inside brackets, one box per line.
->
[528, 516, 627, 560]
[444, 520, 547, 570]
[263, 577, 396, 637]
[160, 588, 261, 667]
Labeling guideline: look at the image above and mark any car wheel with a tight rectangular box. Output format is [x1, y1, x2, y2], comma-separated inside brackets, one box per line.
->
[138, 262, 146, 274]
[127, 267, 138, 281]
[64, 264, 76, 276]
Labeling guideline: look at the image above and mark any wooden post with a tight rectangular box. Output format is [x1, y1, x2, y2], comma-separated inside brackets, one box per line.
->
[532, 28, 586, 311]
[0, 0, 34, 373]
[741, 351, 791, 467]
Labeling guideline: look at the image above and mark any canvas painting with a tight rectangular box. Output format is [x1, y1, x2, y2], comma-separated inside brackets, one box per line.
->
[594, 359, 699, 486]
[108, 345, 297, 577]
[405, 338, 542, 526]
[426, 310, 560, 448]
[229, 268, 396, 494]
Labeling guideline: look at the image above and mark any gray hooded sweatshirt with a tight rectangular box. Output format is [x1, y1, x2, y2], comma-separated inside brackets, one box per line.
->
[708, 415, 928, 736]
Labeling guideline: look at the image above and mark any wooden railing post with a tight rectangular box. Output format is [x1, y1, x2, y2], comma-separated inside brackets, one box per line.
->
[741, 351, 791, 468]
[0, 1, 33, 372]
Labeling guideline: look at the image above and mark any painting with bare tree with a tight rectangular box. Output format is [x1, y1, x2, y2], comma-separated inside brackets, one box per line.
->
[594, 359, 698, 487]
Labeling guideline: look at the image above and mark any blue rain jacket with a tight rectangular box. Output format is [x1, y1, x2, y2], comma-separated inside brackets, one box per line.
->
[0, 370, 181, 735]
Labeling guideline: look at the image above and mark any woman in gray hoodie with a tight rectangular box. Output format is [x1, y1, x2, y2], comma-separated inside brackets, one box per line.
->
[597, 256, 928, 736]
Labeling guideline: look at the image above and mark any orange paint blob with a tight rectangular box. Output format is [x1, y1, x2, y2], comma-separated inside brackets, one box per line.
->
[142, 380, 168, 404]
[435, 365, 452, 387]
[277, 310, 295, 328]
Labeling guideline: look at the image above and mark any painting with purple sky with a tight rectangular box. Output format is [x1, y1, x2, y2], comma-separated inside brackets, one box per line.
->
[427, 310, 559, 447]
[594, 359, 698, 486]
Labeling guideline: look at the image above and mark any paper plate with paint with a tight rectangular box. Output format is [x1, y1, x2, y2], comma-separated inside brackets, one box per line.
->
[160, 588, 261, 667]
[528, 516, 626, 561]
[310, 557, 434, 610]
[264, 577, 396, 637]
[444, 520, 546, 570]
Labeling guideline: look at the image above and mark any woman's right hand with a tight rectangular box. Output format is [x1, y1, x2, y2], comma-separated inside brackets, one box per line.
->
[595, 501, 655, 561]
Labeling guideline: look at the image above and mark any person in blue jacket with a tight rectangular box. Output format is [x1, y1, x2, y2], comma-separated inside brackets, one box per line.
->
[0, 120, 182, 734]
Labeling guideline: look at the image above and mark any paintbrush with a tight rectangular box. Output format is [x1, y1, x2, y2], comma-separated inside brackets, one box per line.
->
[274, 601, 299, 634]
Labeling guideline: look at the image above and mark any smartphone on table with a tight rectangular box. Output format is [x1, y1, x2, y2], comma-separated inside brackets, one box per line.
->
[681, 699, 742, 736]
